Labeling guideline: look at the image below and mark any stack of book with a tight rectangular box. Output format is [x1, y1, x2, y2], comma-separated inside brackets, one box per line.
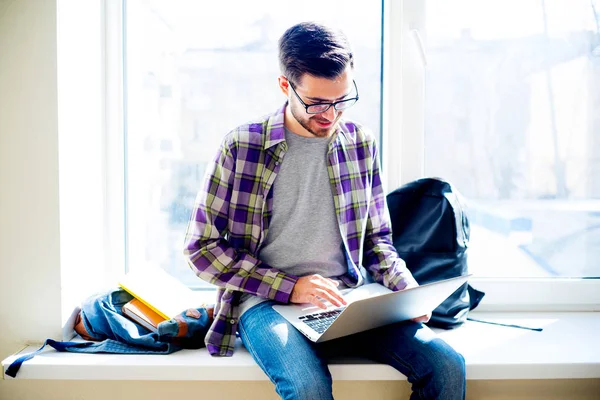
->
[121, 298, 165, 332]
[118, 267, 205, 332]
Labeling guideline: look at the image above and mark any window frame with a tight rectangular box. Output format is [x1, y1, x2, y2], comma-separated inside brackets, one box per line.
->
[104, 0, 127, 280]
[101, 0, 600, 311]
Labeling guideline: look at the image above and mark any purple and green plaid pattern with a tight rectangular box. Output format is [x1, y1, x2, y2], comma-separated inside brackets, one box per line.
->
[184, 104, 416, 356]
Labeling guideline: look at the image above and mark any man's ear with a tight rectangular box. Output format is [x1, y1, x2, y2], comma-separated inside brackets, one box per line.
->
[278, 75, 290, 96]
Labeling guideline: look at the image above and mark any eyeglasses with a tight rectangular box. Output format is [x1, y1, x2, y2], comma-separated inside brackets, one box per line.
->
[288, 79, 359, 114]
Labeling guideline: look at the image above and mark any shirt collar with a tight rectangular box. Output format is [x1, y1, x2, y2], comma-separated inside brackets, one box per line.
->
[263, 102, 352, 150]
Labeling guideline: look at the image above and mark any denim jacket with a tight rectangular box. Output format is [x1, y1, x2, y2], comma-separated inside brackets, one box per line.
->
[5, 288, 210, 378]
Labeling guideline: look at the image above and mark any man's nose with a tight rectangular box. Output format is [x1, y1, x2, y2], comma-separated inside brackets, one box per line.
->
[321, 105, 337, 120]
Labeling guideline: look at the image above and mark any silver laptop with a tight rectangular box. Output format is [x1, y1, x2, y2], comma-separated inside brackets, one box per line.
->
[272, 274, 471, 342]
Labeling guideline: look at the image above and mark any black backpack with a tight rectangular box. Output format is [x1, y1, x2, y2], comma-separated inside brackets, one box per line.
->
[386, 177, 485, 329]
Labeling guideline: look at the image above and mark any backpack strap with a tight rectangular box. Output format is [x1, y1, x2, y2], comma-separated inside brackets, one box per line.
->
[5, 339, 95, 378]
[443, 190, 469, 248]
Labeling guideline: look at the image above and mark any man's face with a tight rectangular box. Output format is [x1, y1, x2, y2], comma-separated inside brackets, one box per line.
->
[286, 69, 354, 138]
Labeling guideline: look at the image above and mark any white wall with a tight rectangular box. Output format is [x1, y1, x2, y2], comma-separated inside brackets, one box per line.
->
[0, 2, 599, 399]
[0, 0, 63, 359]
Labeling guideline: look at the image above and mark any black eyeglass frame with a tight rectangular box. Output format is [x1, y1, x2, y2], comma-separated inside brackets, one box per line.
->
[287, 79, 359, 115]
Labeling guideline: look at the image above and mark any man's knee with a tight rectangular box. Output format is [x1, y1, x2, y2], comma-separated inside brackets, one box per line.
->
[435, 347, 466, 388]
[446, 349, 466, 377]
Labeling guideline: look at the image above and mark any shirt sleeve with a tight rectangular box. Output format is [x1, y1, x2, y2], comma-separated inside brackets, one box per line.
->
[183, 134, 298, 303]
[362, 140, 418, 291]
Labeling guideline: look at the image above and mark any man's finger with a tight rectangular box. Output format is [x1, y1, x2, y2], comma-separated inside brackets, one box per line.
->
[309, 294, 328, 310]
[314, 288, 345, 308]
[411, 314, 430, 323]
[312, 277, 347, 305]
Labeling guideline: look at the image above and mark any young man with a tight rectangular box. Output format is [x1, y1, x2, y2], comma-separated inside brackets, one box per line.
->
[184, 22, 466, 400]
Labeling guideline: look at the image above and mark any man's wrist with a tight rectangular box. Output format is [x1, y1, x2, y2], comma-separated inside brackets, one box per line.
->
[383, 263, 418, 291]
[271, 273, 299, 304]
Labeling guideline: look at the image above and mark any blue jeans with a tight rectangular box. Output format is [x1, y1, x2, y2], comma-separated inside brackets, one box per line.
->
[239, 301, 466, 400]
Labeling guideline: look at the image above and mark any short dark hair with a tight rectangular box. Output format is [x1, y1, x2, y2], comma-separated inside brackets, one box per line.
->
[278, 22, 354, 85]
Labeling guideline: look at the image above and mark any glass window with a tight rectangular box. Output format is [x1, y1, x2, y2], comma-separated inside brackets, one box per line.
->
[124, 0, 382, 286]
[424, 0, 600, 278]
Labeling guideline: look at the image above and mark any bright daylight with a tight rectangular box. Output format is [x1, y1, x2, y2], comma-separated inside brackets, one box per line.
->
[1, 1, 599, 399]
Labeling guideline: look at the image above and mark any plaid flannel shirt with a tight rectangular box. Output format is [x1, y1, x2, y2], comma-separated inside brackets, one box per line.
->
[184, 103, 416, 356]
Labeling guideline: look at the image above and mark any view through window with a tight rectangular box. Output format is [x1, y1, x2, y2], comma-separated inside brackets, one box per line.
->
[424, 0, 600, 278]
[124, 0, 382, 286]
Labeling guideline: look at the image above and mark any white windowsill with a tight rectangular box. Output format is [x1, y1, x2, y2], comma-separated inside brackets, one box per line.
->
[3, 311, 599, 381]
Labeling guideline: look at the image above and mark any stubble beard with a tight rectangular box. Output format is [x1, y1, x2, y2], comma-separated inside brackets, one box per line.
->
[290, 105, 336, 138]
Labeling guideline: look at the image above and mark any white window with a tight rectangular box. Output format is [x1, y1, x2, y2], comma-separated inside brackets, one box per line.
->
[120, 0, 382, 287]
[105, 0, 600, 307]
[424, 0, 600, 280]
[387, 0, 600, 309]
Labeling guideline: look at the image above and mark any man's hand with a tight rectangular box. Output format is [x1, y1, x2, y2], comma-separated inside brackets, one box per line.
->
[290, 274, 348, 310]
[411, 313, 431, 323]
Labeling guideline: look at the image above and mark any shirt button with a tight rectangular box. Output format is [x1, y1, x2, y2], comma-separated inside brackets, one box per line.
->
[275, 161, 279, 166]
[230, 319, 236, 324]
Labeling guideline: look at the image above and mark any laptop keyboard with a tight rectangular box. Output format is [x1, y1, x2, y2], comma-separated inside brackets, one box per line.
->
[298, 308, 345, 334]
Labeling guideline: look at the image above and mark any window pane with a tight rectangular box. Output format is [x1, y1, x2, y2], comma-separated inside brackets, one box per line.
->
[424, 0, 600, 278]
[124, 0, 382, 286]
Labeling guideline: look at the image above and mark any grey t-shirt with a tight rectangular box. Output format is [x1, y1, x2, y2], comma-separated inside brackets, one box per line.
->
[238, 127, 348, 316]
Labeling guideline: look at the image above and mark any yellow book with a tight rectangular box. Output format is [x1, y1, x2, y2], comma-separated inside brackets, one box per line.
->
[118, 267, 203, 320]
